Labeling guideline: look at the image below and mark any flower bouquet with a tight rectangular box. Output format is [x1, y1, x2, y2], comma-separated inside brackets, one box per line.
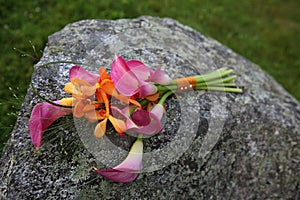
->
[29, 55, 242, 182]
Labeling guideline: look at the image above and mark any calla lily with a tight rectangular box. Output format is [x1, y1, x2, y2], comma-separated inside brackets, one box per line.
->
[95, 137, 143, 182]
[29, 98, 72, 150]
[126, 104, 165, 136]
[111, 103, 165, 136]
[148, 68, 173, 85]
[111, 55, 171, 97]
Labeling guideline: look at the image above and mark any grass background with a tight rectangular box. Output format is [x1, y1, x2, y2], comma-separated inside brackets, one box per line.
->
[0, 0, 299, 155]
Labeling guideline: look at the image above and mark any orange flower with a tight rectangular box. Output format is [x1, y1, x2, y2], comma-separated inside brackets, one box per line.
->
[63, 66, 144, 138]
[64, 77, 96, 118]
[94, 89, 126, 138]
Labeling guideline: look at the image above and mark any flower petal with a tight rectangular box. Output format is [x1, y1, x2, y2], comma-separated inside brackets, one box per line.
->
[126, 60, 151, 81]
[108, 115, 126, 134]
[29, 104, 43, 149]
[114, 137, 143, 170]
[98, 66, 110, 80]
[111, 55, 130, 83]
[95, 137, 143, 182]
[126, 118, 139, 130]
[95, 168, 138, 183]
[149, 104, 165, 120]
[99, 80, 115, 96]
[127, 104, 164, 136]
[64, 82, 79, 94]
[138, 81, 157, 97]
[131, 109, 151, 126]
[81, 85, 96, 96]
[111, 55, 141, 96]
[73, 101, 85, 118]
[60, 97, 74, 106]
[109, 106, 138, 131]
[94, 118, 107, 138]
[144, 92, 160, 102]
[84, 108, 105, 123]
[114, 72, 140, 96]
[149, 68, 172, 85]
[131, 113, 162, 135]
[29, 100, 72, 149]
[70, 66, 99, 85]
[110, 106, 129, 120]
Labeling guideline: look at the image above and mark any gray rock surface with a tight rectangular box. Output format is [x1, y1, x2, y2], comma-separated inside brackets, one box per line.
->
[1, 16, 299, 199]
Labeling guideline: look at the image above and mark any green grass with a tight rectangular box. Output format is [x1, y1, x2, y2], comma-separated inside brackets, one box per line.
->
[1, 0, 299, 155]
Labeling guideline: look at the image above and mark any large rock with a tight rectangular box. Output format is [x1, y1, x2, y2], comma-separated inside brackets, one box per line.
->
[0, 16, 299, 199]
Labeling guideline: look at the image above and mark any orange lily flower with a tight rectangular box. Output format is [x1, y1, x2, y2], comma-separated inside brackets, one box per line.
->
[64, 77, 96, 118]
[92, 67, 126, 138]
[94, 89, 126, 138]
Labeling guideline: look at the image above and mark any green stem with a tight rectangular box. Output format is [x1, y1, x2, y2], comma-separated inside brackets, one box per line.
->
[203, 75, 237, 85]
[196, 75, 237, 87]
[194, 69, 234, 83]
[137, 134, 143, 139]
[35, 61, 96, 69]
[157, 84, 177, 94]
[201, 83, 238, 87]
[129, 91, 173, 115]
[129, 98, 149, 115]
[158, 91, 173, 105]
[157, 68, 242, 94]
[196, 85, 243, 93]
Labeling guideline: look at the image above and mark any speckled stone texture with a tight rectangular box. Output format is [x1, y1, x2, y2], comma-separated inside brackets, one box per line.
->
[0, 16, 299, 199]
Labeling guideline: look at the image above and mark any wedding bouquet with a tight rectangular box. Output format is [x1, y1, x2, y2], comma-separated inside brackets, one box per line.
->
[29, 55, 242, 182]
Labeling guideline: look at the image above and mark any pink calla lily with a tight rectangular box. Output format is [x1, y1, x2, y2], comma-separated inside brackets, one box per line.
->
[29, 66, 100, 150]
[29, 100, 72, 150]
[111, 55, 171, 97]
[126, 104, 165, 136]
[110, 104, 165, 136]
[95, 137, 143, 182]
[148, 68, 173, 85]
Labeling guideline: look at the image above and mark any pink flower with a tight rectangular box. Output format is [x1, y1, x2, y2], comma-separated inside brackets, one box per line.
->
[111, 55, 172, 97]
[95, 137, 143, 182]
[110, 104, 165, 136]
[29, 100, 72, 150]
[29, 65, 98, 150]
[126, 104, 165, 136]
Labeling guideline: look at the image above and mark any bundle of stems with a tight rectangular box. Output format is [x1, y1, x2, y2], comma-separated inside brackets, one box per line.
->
[157, 67, 243, 94]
